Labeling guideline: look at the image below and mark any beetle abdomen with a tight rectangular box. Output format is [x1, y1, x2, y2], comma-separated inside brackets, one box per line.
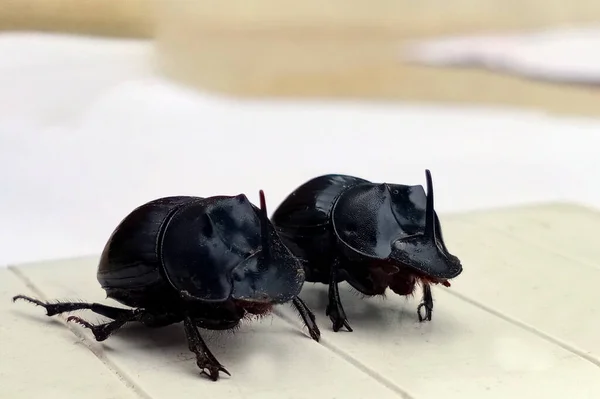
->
[97, 196, 200, 308]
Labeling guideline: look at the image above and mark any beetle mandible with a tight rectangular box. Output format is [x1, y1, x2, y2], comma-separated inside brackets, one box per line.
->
[13, 190, 320, 381]
[271, 169, 463, 332]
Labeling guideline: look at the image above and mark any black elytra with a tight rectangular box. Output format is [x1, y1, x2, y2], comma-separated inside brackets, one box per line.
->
[13, 190, 320, 381]
[271, 169, 463, 332]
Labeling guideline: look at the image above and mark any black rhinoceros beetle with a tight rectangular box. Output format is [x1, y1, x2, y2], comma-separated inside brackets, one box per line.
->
[13, 190, 320, 381]
[271, 169, 462, 332]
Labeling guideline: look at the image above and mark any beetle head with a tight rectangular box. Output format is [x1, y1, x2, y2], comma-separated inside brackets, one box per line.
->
[230, 190, 306, 305]
[389, 170, 462, 280]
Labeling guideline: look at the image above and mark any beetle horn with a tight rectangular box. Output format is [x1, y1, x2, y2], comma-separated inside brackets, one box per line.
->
[258, 190, 271, 261]
[424, 169, 435, 238]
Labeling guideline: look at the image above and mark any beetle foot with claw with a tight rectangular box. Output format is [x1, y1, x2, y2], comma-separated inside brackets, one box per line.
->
[196, 357, 231, 382]
[417, 302, 433, 322]
[66, 316, 117, 342]
[417, 283, 434, 322]
[12, 295, 62, 316]
[326, 304, 353, 332]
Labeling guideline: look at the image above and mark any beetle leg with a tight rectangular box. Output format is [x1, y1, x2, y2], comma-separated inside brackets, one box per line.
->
[417, 283, 433, 322]
[66, 316, 129, 341]
[67, 309, 184, 340]
[12, 295, 135, 319]
[325, 261, 353, 332]
[291, 296, 321, 341]
[13, 295, 138, 319]
[13, 295, 184, 339]
[183, 315, 230, 381]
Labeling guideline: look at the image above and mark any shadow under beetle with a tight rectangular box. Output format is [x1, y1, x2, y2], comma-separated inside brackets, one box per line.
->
[13, 190, 320, 381]
[271, 169, 463, 332]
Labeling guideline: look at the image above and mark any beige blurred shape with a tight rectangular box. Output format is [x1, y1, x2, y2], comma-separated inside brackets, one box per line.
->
[2, 0, 600, 116]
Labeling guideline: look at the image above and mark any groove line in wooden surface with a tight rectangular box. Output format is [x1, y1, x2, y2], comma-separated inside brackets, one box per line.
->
[441, 287, 600, 369]
[273, 308, 415, 399]
[8, 265, 154, 399]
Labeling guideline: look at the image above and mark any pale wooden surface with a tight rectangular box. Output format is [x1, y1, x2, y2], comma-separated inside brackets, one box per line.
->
[2, 203, 600, 398]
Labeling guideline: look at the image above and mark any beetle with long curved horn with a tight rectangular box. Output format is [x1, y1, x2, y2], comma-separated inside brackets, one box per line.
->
[271, 168, 463, 332]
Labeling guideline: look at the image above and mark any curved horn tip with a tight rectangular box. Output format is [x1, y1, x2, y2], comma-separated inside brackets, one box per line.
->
[424, 169, 435, 236]
[425, 170, 433, 189]
[259, 190, 267, 210]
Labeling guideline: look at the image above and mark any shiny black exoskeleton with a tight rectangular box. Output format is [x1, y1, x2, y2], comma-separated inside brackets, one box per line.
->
[13, 191, 320, 381]
[271, 170, 462, 332]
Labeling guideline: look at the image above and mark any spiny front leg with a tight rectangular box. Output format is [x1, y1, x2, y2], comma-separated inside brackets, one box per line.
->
[67, 309, 182, 341]
[417, 283, 433, 322]
[12, 294, 145, 341]
[12, 295, 136, 319]
[326, 260, 352, 332]
[183, 316, 230, 381]
[291, 296, 321, 341]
